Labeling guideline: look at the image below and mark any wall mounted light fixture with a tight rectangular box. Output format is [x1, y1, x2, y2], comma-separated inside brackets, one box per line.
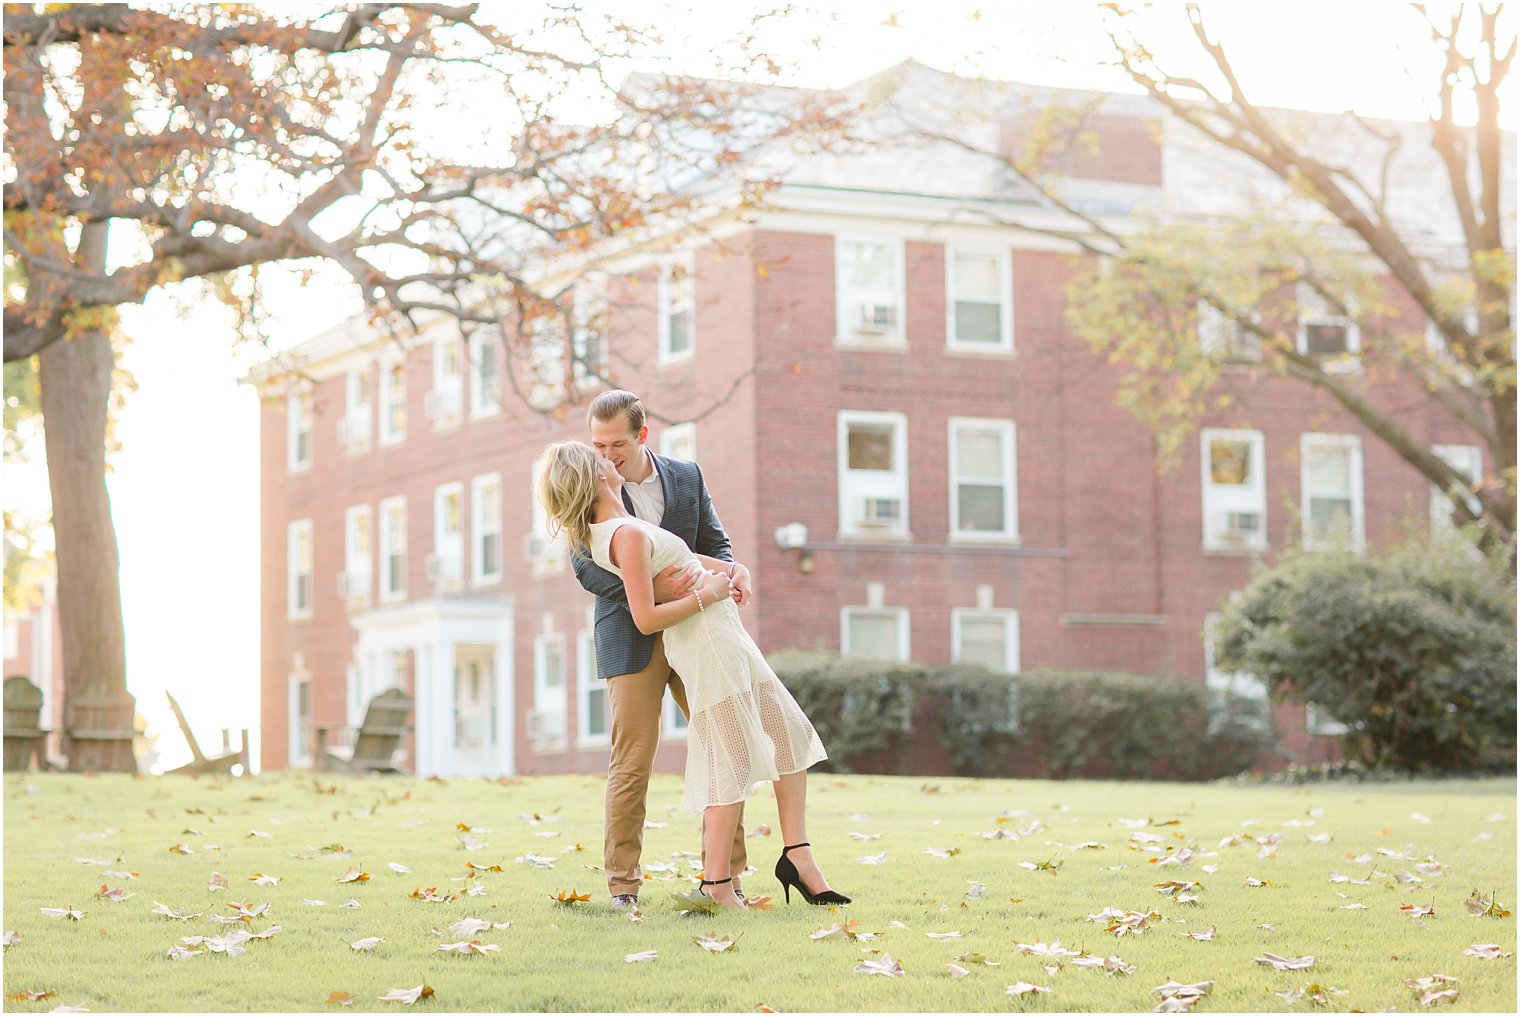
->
[774, 522, 813, 574]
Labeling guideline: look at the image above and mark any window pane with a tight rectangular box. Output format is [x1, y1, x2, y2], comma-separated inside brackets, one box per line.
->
[356, 514, 371, 553]
[957, 484, 1005, 532]
[841, 241, 894, 288]
[954, 253, 1000, 297]
[953, 301, 1001, 344]
[958, 617, 1007, 670]
[481, 532, 499, 574]
[441, 340, 460, 376]
[587, 686, 607, 737]
[483, 484, 500, 522]
[1306, 446, 1350, 493]
[443, 493, 461, 534]
[544, 644, 563, 687]
[1308, 496, 1352, 540]
[956, 428, 1003, 480]
[847, 613, 900, 660]
[1209, 439, 1252, 486]
[667, 309, 690, 354]
[1305, 322, 1348, 356]
[847, 425, 895, 471]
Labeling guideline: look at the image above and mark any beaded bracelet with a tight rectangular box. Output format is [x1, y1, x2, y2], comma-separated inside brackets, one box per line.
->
[694, 588, 706, 612]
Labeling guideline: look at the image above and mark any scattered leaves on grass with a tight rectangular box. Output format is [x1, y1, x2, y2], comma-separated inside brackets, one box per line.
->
[548, 889, 591, 907]
[93, 885, 133, 902]
[857, 852, 890, 865]
[691, 932, 739, 953]
[448, 918, 492, 937]
[1463, 943, 1512, 959]
[101, 870, 138, 880]
[923, 847, 960, 859]
[1253, 953, 1315, 971]
[1014, 941, 1079, 959]
[1183, 926, 1215, 941]
[925, 931, 963, 940]
[1018, 858, 1062, 874]
[1271, 983, 1344, 1005]
[339, 898, 360, 909]
[1465, 891, 1512, 918]
[809, 920, 880, 942]
[6, 990, 56, 1001]
[168, 843, 193, 856]
[1086, 907, 1160, 937]
[38, 907, 85, 921]
[379, 985, 434, 1005]
[515, 853, 557, 869]
[965, 882, 987, 899]
[302, 899, 328, 907]
[624, 950, 659, 963]
[165, 944, 201, 960]
[411, 888, 458, 904]
[954, 952, 1000, 967]
[1243, 877, 1281, 888]
[1005, 981, 1051, 996]
[1070, 953, 1136, 975]
[1154, 880, 1202, 896]
[335, 869, 370, 884]
[671, 888, 722, 916]
[1401, 903, 1437, 919]
[3, 930, 17, 950]
[387, 863, 410, 874]
[246, 873, 280, 886]
[1151, 978, 1212, 1011]
[946, 963, 970, 979]
[325, 992, 357, 1006]
[464, 862, 503, 873]
[846, 831, 880, 842]
[854, 954, 904, 977]
[438, 940, 499, 956]
[1403, 974, 1459, 1006]
[150, 901, 203, 920]
[206, 872, 229, 892]
[350, 937, 386, 951]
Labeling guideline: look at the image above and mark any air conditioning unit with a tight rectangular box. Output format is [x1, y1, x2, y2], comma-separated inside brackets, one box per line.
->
[859, 497, 903, 527]
[1223, 511, 1262, 537]
[336, 571, 350, 598]
[336, 418, 351, 446]
[854, 302, 898, 335]
[524, 531, 548, 562]
[426, 553, 463, 586]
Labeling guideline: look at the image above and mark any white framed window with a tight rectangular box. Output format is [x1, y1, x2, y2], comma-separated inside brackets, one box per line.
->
[288, 669, 313, 767]
[1202, 612, 1268, 701]
[945, 247, 1012, 352]
[1301, 433, 1365, 550]
[948, 418, 1018, 541]
[287, 387, 313, 471]
[837, 410, 909, 539]
[468, 331, 501, 419]
[660, 422, 697, 462]
[4, 617, 20, 660]
[573, 276, 609, 387]
[287, 519, 314, 620]
[951, 608, 1019, 673]
[836, 237, 906, 347]
[430, 482, 465, 590]
[471, 473, 503, 586]
[1200, 428, 1267, 552]
[576, 629, 609, 746]
[428, 333, 464, 428]
[1296, 283, 1360, 370]
[379, 356, 407, 445]
[532, 631, 568, 746]
[1198, 301, 1263, 362]
[378, 496, 407, 601]
[340, 368, 372, 453]
[525, 311, 568, 409]
[841, 606, 911, 662]
[342, 505, 373, 608]
[658, 259, 694, 363]
[1430, 444, 1483, 530]
[528, 457, 567, 575]
[1306, 703, 1351, 737]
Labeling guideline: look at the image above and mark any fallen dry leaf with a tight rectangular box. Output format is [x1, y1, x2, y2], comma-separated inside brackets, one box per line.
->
[247, 873, 280, 886]
[438, 940, 499, 956]
[1465, 890, 1512, 918]
[165, 944, 201, 960]
[93, 885, 133, 902]
[38, 907, 85, 921]
[151, 902, 203, 921]
[857, 851, 890, 865]
[1183, 926, 1215, 941]
[3, 930, 17, 950]
[624, 950, 659, 963]
[1401, 903, 1437, 919]
[350, 936, 386, 952]
[1005, 981, 1052, 996]
[411, 887, 458, 903]
[6, 990, 56, 1001]
[548, 889, 591, 906]
[335, 869, 371, 884]
[325, 991, 357, 1006]
[1463, 943, 1513, 959]
[925, 931, 963, 940]
[1014, 941, 1079, 959]
[379, 985, 435, 1005]
[691, 932, 739, 954]
[854, 954, 904, 977]
[946, 963, 971, 979]
[207, 872, 229, 892]
[1253, 953, 1315, 970]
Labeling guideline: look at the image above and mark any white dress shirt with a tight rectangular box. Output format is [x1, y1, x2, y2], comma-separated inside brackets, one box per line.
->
[623, 448, 666, 524]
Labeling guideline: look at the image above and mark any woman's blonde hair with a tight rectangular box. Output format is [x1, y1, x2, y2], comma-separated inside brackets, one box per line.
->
[535, 441, 601, 557]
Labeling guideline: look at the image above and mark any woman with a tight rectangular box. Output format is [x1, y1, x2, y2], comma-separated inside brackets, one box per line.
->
[536, 440, 849, 911]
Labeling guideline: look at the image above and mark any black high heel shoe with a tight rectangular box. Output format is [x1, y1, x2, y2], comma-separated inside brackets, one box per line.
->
[697, 876, 742, 909]
[774, 842, 851, 905]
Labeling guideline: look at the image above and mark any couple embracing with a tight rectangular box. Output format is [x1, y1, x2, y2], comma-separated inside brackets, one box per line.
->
[535, 390, 849, 912]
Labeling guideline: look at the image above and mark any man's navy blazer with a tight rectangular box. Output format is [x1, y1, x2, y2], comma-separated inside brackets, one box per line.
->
[571, 452, 733, 679]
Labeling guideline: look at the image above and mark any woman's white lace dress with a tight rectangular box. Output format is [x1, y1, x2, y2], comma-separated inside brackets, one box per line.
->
[590, 516, 827, 814]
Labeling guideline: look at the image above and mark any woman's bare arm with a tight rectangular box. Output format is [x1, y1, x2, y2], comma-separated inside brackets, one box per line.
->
[611, 526, 730, 635]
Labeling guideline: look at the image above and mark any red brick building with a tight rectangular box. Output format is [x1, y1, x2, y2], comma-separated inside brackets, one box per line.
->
[248, 65, 1504, 776]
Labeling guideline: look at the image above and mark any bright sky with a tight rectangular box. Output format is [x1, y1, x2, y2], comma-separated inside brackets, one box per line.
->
[5, 1, 1511, 772]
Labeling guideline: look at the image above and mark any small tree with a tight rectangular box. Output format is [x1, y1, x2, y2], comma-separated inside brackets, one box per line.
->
[1215, 529, 1517, 773]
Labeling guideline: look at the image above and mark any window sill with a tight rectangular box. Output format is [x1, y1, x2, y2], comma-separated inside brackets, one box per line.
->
[945, 343, 1015, 357]
[1201, 542, 1269, 556]
[834, 336, 907, 353]
[658, 351, 696, 368]
[834, 529, 913, 543]
[287, 611, 314, 623]
[378, 591, 407, 605]
[530, 739, 568, 755]
[469, 404, 501, 421]
[378, 434, 407, 448]
[430, 417, 463, 433]
[576, 736, 611, 749]
[470, 574, 503, 590]
[289, 461, 313, 474]
[948, 532, 1021, 546]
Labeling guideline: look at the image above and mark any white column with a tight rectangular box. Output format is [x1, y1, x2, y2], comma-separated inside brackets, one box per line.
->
[495, 630, 516, 777]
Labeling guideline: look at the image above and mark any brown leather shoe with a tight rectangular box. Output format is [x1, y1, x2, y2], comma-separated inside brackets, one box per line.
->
[610, 894, 638, 909]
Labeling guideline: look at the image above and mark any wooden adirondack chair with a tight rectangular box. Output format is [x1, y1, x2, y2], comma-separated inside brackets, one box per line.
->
[166, 691, 249, 776]
[4, 676, 49, 771]
[315, 687, 412, 774]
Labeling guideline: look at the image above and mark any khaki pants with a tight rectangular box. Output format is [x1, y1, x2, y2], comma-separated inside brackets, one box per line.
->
[604, 635, 747, 897]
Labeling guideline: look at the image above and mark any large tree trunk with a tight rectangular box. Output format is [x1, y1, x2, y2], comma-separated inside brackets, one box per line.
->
[38, 220, 137, 772]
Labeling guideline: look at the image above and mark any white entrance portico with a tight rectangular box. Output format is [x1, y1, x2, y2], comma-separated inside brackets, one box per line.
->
[349, 596, 514, 777]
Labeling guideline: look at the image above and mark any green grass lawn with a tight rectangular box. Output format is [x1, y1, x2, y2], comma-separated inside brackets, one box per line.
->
[2, 771, 1515, 1013]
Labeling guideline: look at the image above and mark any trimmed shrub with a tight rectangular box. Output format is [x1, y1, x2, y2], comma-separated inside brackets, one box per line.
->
[768, 650, 927, 773]
[1215, 530, 1517, 773]
[936, 665, 1276, 780]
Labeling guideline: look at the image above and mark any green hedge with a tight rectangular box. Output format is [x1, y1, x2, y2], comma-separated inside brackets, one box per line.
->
[769, 651, 1276, 780]
[767, 650, 927, 773]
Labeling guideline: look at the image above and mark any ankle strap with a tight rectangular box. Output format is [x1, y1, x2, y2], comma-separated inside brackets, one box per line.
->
[782, 841, 810, 854]
[699, 876, 732, 886]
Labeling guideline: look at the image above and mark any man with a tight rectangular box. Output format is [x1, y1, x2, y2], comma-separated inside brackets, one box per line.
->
[573, 390, 747, 908]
